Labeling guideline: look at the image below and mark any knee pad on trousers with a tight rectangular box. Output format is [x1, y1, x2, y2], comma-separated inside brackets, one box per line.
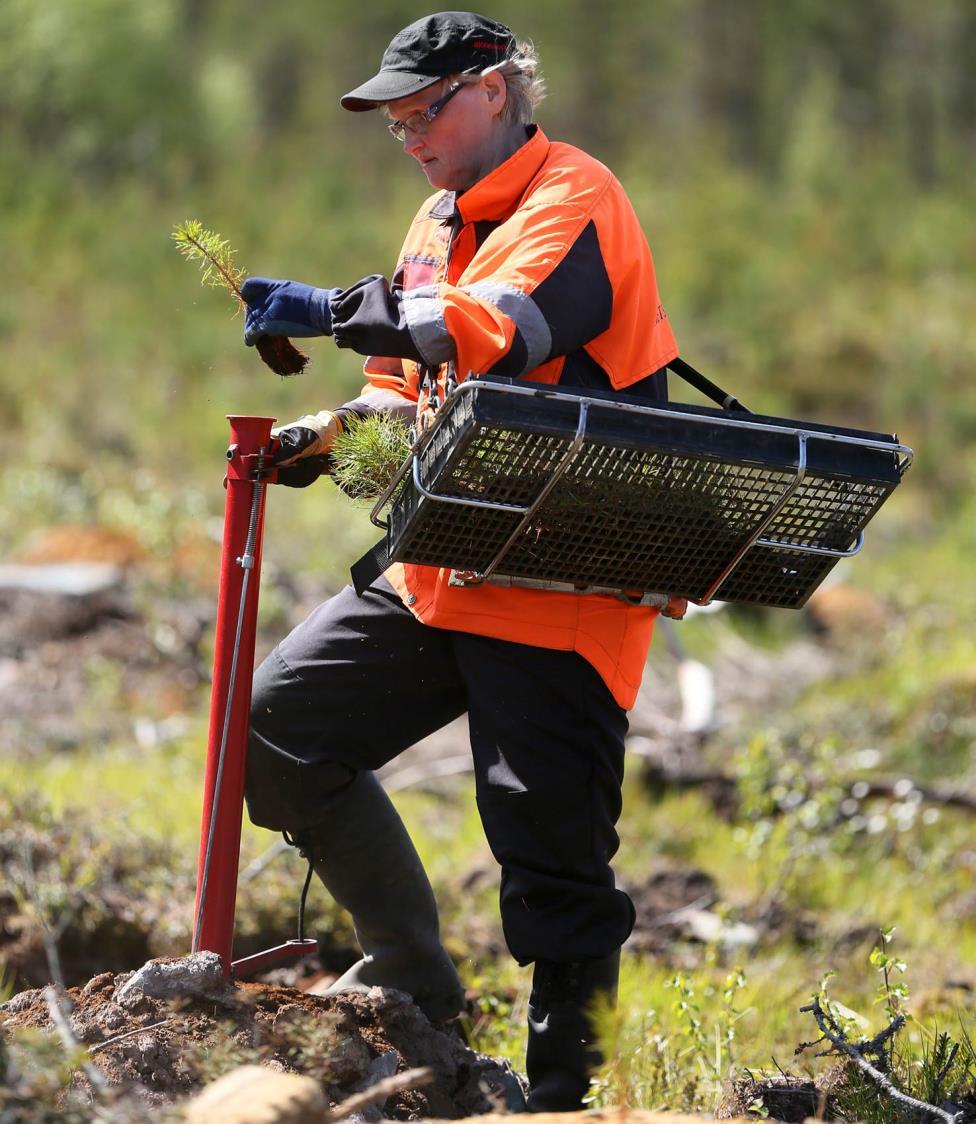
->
[244, 730, 357, 834]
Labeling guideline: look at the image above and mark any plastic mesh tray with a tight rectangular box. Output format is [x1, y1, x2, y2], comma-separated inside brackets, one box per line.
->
[379, 376, 911, 609]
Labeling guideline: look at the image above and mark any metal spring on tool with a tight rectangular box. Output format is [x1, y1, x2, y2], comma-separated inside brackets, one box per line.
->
[237, 449, 267, 571]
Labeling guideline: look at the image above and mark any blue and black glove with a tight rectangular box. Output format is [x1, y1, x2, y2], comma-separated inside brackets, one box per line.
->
[242, 277, 342, 346]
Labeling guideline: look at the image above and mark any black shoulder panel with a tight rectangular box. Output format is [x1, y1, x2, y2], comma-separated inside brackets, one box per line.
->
[561, 349, 669, 401]
[529, 220, 614, 360]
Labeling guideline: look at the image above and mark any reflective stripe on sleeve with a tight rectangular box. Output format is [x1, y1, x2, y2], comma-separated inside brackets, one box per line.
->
[401, 285, 456, 366]
[462, 281, 553, 375]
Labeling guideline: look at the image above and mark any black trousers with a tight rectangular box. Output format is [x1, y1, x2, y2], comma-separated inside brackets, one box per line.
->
[245, 576, 636, 965]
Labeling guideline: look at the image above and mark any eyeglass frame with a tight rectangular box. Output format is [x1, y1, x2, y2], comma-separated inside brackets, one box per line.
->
[386, 74, 475, 142]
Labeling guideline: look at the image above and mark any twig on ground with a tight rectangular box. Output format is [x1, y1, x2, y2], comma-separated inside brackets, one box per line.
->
[648, 894, 717, 928]
[240, 839, 291, 882]
[42, 986, 109, 1093]
[801, 995, 961, 1124]
[381, 755, 473, 793]
[88, 1019, 173, 1056]
[326, 1066, 434, 1120]
[18, 842, 111, 1093]
[18, 841, 68, 982]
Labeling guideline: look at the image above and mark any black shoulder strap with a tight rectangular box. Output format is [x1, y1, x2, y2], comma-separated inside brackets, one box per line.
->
[350, 535, 391, 597]
[667, 357, 751, 414]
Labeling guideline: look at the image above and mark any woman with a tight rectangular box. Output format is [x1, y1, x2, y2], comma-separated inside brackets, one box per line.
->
[242, 11, 679, 1111]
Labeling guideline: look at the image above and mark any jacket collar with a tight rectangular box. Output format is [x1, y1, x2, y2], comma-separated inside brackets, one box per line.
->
[427, 125, 550, 224]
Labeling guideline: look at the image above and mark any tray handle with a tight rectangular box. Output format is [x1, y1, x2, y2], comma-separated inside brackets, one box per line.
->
[667, 357, 751, 414]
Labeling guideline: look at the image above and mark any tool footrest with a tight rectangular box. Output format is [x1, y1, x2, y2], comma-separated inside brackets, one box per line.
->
[232, 939, 318, 979]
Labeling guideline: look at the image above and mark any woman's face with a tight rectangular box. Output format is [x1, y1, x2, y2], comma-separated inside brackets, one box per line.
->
[387, 72, 508, 192]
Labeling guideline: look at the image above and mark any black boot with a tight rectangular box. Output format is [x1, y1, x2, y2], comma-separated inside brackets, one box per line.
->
[525, 951, 620, 1112]
[297, 771, 464, 1023]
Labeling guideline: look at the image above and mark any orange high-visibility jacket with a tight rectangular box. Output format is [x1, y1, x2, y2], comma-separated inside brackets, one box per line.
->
[331, 125, 679, 709]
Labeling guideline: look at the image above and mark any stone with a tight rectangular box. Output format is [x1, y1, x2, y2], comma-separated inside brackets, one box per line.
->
[115, 952, 226, 1007]
[348, 1049, 400, 1123]
[183, 1065, 328, 1124]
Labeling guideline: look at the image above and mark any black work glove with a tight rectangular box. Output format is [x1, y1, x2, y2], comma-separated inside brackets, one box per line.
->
[273, 455, 333, 488]
[263, 412, 340, 488]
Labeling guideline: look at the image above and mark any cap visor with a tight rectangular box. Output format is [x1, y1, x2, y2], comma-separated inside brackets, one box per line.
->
[340, 71, 443, 111]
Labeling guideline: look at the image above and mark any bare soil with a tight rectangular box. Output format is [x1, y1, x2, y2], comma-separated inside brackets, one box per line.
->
[0, 963, 522, 1117]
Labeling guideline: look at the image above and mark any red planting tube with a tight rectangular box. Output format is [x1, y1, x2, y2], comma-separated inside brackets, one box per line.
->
[192, 415, 275, 973]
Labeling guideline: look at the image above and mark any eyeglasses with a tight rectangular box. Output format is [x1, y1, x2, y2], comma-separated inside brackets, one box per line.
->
[387, 82, 466, 142]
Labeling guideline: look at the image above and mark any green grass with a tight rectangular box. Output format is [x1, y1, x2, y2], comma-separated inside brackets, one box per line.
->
[4, 721, 976, 1115]
[4, 494, 976, 1077]
[0, 739, 207, 847]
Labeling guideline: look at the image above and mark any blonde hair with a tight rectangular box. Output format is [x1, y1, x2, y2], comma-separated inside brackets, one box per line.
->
[464, 40, 546, 125]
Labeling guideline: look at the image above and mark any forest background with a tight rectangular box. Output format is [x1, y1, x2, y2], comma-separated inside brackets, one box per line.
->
[1, 0, 975, 1117]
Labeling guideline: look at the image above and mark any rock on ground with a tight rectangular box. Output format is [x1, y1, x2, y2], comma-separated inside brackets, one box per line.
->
[114, 950, 225, 1006]
[184, 1064, 327, 1123]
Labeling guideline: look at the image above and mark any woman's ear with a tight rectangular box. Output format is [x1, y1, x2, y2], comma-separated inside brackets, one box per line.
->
[483, 69, 508, 117]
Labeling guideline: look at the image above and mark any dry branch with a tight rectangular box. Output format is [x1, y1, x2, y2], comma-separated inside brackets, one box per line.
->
[801, 995, 961, 1124]
[41, 986, 110, 1093]
[88, 1019, 173, 1056]
[326, 1066, 434, 1120]
[18, 841, 111, 1093]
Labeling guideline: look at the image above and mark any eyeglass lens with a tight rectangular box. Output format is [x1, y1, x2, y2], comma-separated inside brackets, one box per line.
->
[388, 82, 463, 140]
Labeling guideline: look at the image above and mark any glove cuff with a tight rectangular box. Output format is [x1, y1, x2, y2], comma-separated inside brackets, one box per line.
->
[299, 410, 340, 455]
[272, 410, 342, 464]
[309, 287, 339, 335]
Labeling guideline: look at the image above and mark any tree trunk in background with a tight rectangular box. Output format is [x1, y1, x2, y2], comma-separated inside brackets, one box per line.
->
[697, 0, 763, 168]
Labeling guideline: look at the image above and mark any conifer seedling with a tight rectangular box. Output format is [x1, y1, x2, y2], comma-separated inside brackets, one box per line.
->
[331, 413, 414, 503]
[172, 219, 309, 376]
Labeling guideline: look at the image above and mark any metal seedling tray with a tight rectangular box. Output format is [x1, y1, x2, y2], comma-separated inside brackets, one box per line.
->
[370, 375, 913, 609]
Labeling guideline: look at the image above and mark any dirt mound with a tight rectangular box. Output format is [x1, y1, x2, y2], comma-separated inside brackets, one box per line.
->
[0, 955, 524, 1118]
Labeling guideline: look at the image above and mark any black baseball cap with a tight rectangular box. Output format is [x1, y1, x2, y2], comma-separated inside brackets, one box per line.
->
[340, 11, 516, 111]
